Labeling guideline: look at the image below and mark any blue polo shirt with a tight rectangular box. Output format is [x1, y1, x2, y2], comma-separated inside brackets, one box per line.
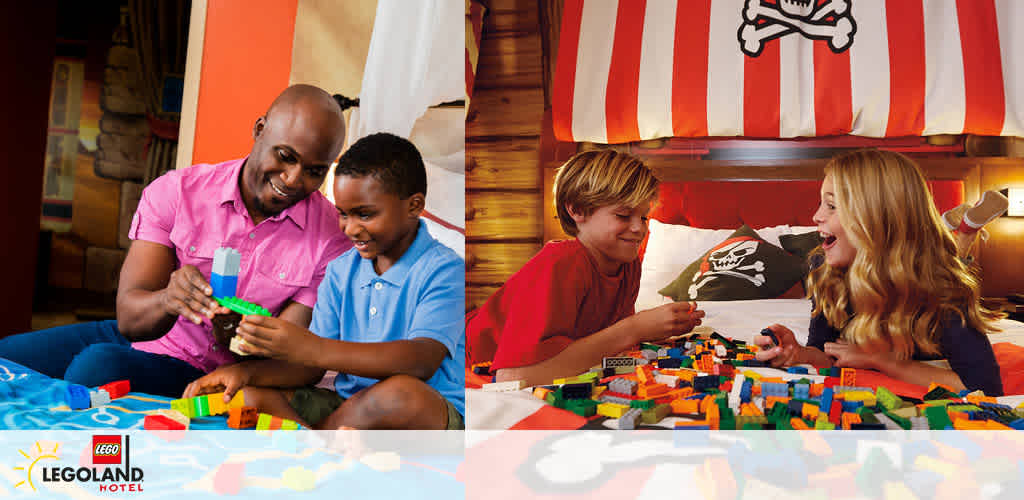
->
[309, 220, 465, 416]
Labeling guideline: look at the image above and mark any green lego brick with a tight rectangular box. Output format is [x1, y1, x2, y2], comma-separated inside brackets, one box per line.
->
[922, 385, 958, 401]
[577, 371, 599, 382]
[924, 405, 953, 429]
[679, 357, 694, 368]
[818, 367, 832, 376]
[216, 296, 271, 317]
[544, 393, 557, 405]
[280, 419, 300, 430]
[882, 411, 912, 430]
[946, 404, 982, 413]
[630, 399, 656, 410]
[566, 399, 599, 417]
[857, 409, 880, 425]
[170, 398, 195, 418]
[875, 387, 901, 411]
[640, 343, 662, 351]
[814, 418, 836, 430]
[193, 395, 211, 417]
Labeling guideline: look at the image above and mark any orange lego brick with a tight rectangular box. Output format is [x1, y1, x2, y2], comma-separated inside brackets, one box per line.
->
[801, 403, 819, 421]
[809, 384, 824, 397]
[840, 412, 861, 430]
[636, 365, 654, 383]
[227, 406, 258, 429]
[790, 417, 811, 430]
[671, 398, 701, 415]
[706, 403, 720, 430]
[765, 396, 791, 408]
[840, 368, 856, 387]
[533, 387, 551, 400]
[952, 418, 988, 430]
[966, 394, 997, 405]
[638, 383, 669, 398]
[699, 394, 717, 413]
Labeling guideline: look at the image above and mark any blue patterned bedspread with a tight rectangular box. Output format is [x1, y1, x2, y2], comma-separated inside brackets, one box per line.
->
[0, 357, 230, 430]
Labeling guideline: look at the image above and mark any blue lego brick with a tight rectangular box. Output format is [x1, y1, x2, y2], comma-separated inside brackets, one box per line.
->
[819, 387, 834, 414]
[793, 384, 810, 400]
[786, 366, 810, 374]
[761, 382, 789, 398]
[667, 347, 683, 358]
[829, 366, 841, 377]
[1013, 419, 1024, 430]
[210, 273, 238, 299]
[657, 357, 683, 369]
[739, 379, 753, 403]
[65, 384, 91, 410]
[841, 400, 864, 412]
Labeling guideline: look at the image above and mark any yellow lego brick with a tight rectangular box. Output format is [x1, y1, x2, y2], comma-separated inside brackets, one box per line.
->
[553, 378, 568, 385]
[841, 391, 877, 407]
[227, 390, 246, 409]
[207, 393, 228, 415]
[597, 402, 630, 419]
[741, 370, 762, 381]
[592, 386, 606, 398]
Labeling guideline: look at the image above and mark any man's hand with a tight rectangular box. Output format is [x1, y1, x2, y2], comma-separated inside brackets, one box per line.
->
[182, 363, 253, 403]
[235, 315, 321, 364]
[161, 265, 228, 324]
[631, 302, 705, 343]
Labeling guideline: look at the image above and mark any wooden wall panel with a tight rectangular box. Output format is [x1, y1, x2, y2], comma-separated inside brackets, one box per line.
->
[466, 87, 545, 138]
[466, 242, 539, 284]
[467, 138, 541, 189]
[475, 32, 543, 89]
[467, 192, 543, 240]
[466, 0, 545, 309]
[482, 0, 540, 34]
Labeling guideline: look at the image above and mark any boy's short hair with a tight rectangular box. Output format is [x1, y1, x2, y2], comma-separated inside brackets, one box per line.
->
[554, 150, 659, 236]
[334, 132, 427, 198]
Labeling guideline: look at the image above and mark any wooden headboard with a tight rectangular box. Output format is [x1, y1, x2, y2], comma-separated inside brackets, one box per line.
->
[542, 157, 982, 240]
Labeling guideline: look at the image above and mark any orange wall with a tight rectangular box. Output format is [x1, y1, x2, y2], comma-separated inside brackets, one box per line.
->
[192, 0, 298, 165]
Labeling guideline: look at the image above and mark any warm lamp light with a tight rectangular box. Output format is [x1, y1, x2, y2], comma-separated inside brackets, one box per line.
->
[1003, 188, 1024, 217]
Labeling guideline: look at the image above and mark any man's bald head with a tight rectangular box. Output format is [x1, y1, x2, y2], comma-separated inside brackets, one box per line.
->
[264, 84, 347, 154]
[239, 84, 348, 223]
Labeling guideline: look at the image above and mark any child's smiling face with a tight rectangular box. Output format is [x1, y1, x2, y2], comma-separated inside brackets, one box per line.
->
[334, 174, 423, 275]
[571, 200, 652, 275]
[814, 173, 857, 268]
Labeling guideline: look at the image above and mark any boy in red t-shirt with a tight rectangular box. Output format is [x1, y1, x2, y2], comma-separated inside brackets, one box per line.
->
[467, 150, 706, 387]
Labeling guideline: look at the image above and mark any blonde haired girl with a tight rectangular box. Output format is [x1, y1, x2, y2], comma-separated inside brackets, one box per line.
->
[756, 149, 1004, 395]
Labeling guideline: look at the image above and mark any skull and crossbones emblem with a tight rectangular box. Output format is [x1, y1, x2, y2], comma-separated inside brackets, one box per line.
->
[738, 0, 857, 57]
[688, 237, 766, 299]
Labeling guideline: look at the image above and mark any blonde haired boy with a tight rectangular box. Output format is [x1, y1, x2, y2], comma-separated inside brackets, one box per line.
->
[467, 150, 705, 387]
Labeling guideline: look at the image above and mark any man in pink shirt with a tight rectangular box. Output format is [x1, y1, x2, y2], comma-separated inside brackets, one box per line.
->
[0, 85, 351, 397]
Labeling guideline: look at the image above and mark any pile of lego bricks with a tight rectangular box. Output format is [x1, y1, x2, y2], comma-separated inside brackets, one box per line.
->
[144, 391, 301, 431]
[483, 333, 1024, 430]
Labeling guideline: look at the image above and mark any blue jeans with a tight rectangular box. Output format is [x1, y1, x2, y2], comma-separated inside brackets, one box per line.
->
[0, 320, 204, 397]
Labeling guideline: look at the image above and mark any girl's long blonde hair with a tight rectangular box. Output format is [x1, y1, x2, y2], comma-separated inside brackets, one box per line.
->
[806, 150, 1002, 359]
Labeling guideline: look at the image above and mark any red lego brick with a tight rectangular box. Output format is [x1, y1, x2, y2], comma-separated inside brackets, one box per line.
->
[99, 380, 131, 399]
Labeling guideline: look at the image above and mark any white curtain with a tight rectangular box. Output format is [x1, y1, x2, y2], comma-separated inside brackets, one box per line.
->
[344, 0, 465, 258]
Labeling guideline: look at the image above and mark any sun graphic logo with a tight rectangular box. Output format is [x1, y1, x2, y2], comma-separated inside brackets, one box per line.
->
[13, 441, 61, 492]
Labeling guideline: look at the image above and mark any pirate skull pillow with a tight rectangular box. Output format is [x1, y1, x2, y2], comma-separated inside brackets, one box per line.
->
[658, 225, 806, 302]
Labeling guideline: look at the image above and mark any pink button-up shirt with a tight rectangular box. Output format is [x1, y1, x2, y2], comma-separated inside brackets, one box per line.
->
[128, 157, 351, 372]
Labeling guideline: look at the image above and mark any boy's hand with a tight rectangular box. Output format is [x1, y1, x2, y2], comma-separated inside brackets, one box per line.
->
[824, 340, 882, 370]
[182, 363, 252, 403]
[235, 315, 321, 363]
[753, 324, 808, 367]
[632, 302, 705, 343]
[161, 264, 230, 324]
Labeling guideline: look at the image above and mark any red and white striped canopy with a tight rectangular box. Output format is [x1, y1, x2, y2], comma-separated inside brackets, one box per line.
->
[552, 0, 1023, 143]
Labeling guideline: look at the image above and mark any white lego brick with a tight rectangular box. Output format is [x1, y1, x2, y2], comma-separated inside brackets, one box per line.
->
[213, 247, 241, 276]
[482, 380, 523, 392]
[654, 374, 679, 388]
[602, 356, 636, 369]
[715, 344, 727, 357]
[90, 389, 111, 407]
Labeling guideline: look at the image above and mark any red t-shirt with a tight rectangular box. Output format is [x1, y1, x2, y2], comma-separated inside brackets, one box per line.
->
[466, 239, 641, 370]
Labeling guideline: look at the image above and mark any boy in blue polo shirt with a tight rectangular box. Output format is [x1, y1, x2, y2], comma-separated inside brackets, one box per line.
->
[183, 132, 464, 429]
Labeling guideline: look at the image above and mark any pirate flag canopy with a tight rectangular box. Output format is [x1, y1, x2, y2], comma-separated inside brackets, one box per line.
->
[553, 0, 1024, 143]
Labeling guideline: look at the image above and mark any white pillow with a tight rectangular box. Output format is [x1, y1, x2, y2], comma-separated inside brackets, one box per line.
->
[635, 221, 793, 312]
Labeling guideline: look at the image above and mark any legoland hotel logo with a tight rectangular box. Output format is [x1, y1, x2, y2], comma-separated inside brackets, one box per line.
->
[13, 435, 145, 493]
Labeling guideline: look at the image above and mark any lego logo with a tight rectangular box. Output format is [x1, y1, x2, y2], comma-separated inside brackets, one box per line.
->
[94, 443, 120, 456]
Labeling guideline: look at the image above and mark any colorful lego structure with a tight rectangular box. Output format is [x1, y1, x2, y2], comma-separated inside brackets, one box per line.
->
[64, 379, 131, 410]
[518, 331, 1019, 430]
